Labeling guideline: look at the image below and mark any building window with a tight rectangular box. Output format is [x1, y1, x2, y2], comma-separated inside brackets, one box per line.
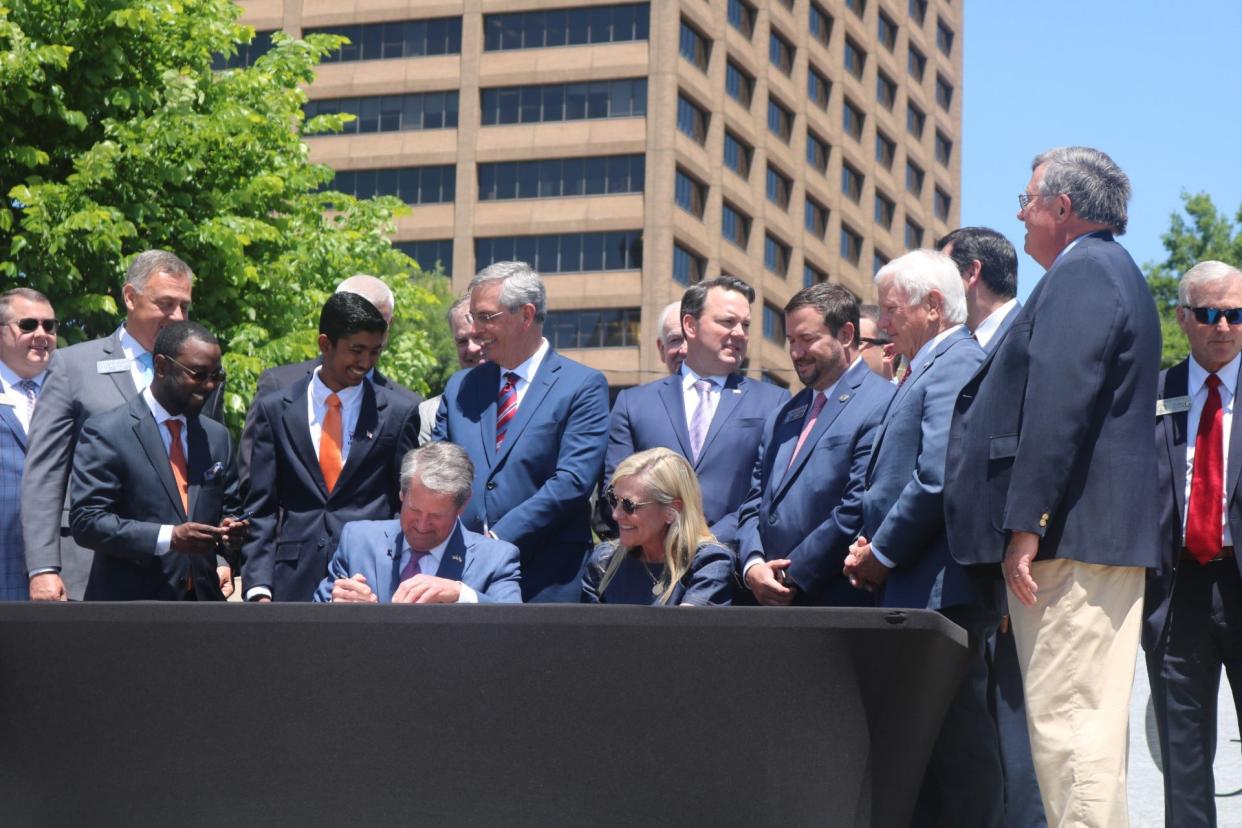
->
[726, 61, 754, 107]
[804, 262, 827, 287]
[908, 45, 926, 81]
[935, 131, 953, 166]
[843, 98, 864, 141]
[936, 21, 955, 56]
[873, 251, 890, 273]
[677, 93, 710, 144]
[675, 168, 707, 218]
[307, 18, 462, 62]
[874, 192, 895, 229]
[483, 4, 649, 50]
[546, 308, 641, 349]
[840, 224, 862, 265]
[765, 233, 791, 276]
[844, 38, 866, 80]
[906, 160, 925, 195]
[476, 230, 642, 273]
[724, 131, 753, 178]
[935, 74, 954, 110]
[213, 30, 276, 69]
[876, 71, 897, 110]
[909, 0, 928, 25]
[809, 3, 833, 47]
[763, 302, 786, 343]
[769, 29, 794, 75]
[877, 12, 898, 51]
[841, 162, 864, 203]
[722, 202, 751, 249]
[766, 165, 792, 210]
[680, 20, 711, 72]
[305, 92, 460, 132]
[480, 78, 646, 125]
[330, 165, 456, 204]
[478, 154, 644, 200]
[395, 239, 453, 272]
[805, 197, 829, 239]
[906, 102, 925, 138]
[728, 0, 756, 39]
[875, 130, 896, 169]
[934, 187, 951, 221]
[846, 0, 866, 19]
[905, 219, 923, 250]
[673, 242, 705, 285]
[806, 131, 830, 174]
[808, 66, 831, 110]
[768, 97, 794, 143]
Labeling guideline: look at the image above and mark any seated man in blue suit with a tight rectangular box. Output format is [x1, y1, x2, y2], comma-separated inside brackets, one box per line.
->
[433, 261, 609, 603]
[605, 275, 789, 545]
[315, 442, 520, 604]
[843, 249, 1002, 827]
[736, 282, 893, 607]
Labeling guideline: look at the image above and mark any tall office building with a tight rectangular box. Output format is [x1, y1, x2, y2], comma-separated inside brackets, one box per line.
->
[231, 0, 962, 390]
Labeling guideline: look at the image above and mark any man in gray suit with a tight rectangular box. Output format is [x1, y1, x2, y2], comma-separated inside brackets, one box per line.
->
[22, 249, 218, 601]
[417, 294, 484, 446]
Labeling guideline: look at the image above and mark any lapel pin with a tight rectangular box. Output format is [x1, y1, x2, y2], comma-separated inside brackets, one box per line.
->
[202, 461, 225, 482]
[365, 430, 374, 440]
[451, 554, 463, 563]
[839, 394, 850, 402]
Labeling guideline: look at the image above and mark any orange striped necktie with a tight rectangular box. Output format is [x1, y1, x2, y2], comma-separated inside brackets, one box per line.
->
[165, 418, 190, 514]
[321, 392, 343, 493]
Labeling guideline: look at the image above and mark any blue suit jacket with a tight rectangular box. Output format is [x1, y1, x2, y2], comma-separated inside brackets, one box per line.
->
[0, 388, 29, 600]
[945, 233, 1162, 569]
[736, 360, 894, 606]
[432, 349, 609, 603]
[312, 519, 521, 603]
[605, 371, 790, 543]
[241, 376, 420, 602]
[862, 327, 985, 610]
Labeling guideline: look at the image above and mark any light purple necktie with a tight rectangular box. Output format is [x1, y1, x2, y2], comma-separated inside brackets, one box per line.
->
[17, 379, 38, 422]
[400, 548, 431, 582]
[788, 391, 827, 469]
[689, 379, 713, 461]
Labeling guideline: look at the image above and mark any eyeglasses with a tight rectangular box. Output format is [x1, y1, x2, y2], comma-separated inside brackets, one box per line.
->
[604, 487, 656, 516]
[859, 336, 891, 348]
[13, 318, 58, 334]
[1017, 193, 1057, 210]
[1185, 306, 1242, 326]
[164, 355, 226, 384]
[473, 309, 509, 325]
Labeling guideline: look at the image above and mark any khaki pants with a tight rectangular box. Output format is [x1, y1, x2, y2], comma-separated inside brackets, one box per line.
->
[1007, 558, 1143, 828]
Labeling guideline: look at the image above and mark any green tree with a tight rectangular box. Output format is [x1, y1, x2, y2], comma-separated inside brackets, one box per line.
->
[1145, 192, 1242, 367]
[0, 0, 455, 429]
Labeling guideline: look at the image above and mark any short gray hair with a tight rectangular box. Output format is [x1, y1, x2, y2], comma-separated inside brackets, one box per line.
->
[446, 293, 471, 328]
[875, 249, 967, 325]
[125, 250, 194, 292]
[657, 301, 682, 341]
[1033, 146, 1131, 235]
[468, 261, 546, 323]
[1178, 260, 1242, 307]
[336, 274, 395, 320]
[399, 442, 475, 507]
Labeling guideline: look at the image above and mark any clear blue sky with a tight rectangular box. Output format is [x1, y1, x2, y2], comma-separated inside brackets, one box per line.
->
[961, 1, 1242, 299]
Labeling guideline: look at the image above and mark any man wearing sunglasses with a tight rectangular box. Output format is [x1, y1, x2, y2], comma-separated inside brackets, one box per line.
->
[0, 288, 57, 600]
[69, 321, 244, 600]
[1145, 260, 1242, 827]
[22, 249, 221, 602]
[857, 304, 894, 381]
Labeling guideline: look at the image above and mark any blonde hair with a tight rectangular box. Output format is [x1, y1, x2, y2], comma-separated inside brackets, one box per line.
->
[609, 447, 715, 605]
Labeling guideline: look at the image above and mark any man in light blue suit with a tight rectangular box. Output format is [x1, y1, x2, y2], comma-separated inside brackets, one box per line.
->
[735, 283, 893, 607]
[315, 442, 520, 604]
[432, 261, 609, 603]
[0, 288, 57, 601]
[604, 275, 789, 545]
[844, 249, 1002, 827]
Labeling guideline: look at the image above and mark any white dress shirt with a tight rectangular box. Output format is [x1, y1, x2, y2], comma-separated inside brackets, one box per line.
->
[141, 387, 189, 555]
[499, 337, 550, 408]
[1183, 354, 1239, 545]
[0, 362, 47, 434]
[973, 299, 1019, 350]
[118, 325, 153, 392]
[397, 520, 478, 604]
[308, 367, 364, 462]
[680, 363, 727, 434]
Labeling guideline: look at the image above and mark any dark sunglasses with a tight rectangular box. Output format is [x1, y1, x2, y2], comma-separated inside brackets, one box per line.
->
[14, 318, 57, 334]
[1186, 306, 1242, 326]
[165, 355, 226, 384]
[604, 487, 655, 515]
[860, 336, 891, 347]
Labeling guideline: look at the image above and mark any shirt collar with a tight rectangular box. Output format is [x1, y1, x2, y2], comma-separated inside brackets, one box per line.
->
[1189, 353, 1240, 399]
[506, 338, 549, 385]
[909, 325, 963, 374]
[141, 386, 184, 426]
[972, 299, 1019, 348]
[401, 519, 458, 561]
[1051, 232, 1101, 268]
[812, 356, 862, 402]
[0, 361, 45, 396]
[311, 366, 365, 407]
[680, 362, 727, 391]
[118, 325, 148, 361]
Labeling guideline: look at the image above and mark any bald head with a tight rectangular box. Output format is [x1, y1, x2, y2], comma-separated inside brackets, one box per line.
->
[335, 274, 394, 325]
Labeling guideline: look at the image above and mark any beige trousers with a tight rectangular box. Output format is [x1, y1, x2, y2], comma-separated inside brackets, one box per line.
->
[1007, 558, 1144, 828]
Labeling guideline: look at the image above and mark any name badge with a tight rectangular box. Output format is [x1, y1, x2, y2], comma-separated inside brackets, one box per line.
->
[783, 404, 808, 424]
[1156, 396, 1191, 416]
[96, 358, 130, 375]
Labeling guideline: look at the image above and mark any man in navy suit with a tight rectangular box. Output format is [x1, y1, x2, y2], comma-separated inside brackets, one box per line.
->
[1145, 260, 1242, 827]
[70, 322, 244, 600]
[939, 226, 1043, 828]
[604, 275, 789, 545]
[944, 147, 1161, 826]
[433, 260, 609, 603]
[315, 442, 520, 604]
[736, 283, 892, 607]
[843, 249, 1002, 827]
[0, 288, 57, 600]
[241, 292, 420, 602]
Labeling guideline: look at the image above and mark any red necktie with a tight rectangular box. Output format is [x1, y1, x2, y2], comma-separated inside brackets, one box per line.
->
[496, 372, 519, 449]
[1186, 373, 1224, 563]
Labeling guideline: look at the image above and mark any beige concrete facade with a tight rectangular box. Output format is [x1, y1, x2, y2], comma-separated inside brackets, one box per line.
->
[236, 0, 963, 390]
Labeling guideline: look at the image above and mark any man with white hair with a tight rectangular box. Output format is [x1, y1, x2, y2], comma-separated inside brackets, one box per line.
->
[843, 249, 1002, 826]
[1145, 260, 1242, 827]
[654, 300, 687, 375]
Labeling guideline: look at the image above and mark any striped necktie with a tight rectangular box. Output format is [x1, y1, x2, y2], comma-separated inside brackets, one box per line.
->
[496, 371, 519, 449]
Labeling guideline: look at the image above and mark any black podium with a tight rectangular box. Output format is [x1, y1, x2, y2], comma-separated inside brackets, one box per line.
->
[0, 604, 967, 827]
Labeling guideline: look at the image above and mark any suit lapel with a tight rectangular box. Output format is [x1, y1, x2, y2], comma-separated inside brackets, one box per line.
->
[102, 332, 139, 400]
[657, 376, 694, 458]
[478, 363, 501, 468]
[333, 380, 382, 495]
[0, 399, 26, 450]
[387, 527, 406, 590]
[496, 353, 561, 466]
[697, 373, 745, 464]
[280, 377, 328, 498]
[768, 389, 810, 489]
[777, 363, 864, 496]
[1164, 361, 1190, 525]
[434, 522, 467, 582]
[1227, 361, 1242, 507]
[132, 402, 187, 521]
[185, 416, 211, 521]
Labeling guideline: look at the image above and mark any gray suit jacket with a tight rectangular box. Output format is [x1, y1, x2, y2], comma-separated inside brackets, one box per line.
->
[21, 330, 222, 599]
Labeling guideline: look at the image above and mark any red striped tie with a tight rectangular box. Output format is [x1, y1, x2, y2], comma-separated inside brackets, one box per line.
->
[496, 371, 519, 450]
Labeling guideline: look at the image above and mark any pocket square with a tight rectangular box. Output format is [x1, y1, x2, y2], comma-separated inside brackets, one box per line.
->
[202, 461, 226, 483]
